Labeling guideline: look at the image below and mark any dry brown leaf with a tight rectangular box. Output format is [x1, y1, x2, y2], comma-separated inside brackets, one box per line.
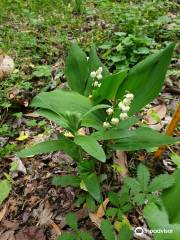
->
[0, 205, 7, 222]
[146, 104, 167, 124]
[96, 198, 109, 219]
[113, 151, 128, 177]
[38, 202, 53, 226]
[89, 212, 102, 229]
[89, 198, 109, 229]
[49, 219, 61, 236]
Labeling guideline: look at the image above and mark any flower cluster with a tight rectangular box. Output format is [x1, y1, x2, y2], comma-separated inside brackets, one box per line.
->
[118, 93, 134, 120]
[90, 67, 103, 88]
[103, 92, 134, 128]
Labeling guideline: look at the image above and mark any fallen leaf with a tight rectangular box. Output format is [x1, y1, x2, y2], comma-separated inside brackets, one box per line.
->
[49, 219, 61, 236]
[38, 202, 53, 226]
[146, 104, 167, 124]
[113, 151, 128, 177]
[89, 212, 102, 228]
[96, 198, 109, 218]
[0, 205, 7, 222]
[16, 131, 29, 141]
[89, 198, 109, 229]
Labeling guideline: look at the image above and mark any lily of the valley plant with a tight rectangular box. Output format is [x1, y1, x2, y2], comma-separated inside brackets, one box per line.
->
[18, 42, 177, 203]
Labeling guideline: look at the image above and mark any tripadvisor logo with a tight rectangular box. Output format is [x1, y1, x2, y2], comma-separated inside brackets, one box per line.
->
[134, 227, 173, 235]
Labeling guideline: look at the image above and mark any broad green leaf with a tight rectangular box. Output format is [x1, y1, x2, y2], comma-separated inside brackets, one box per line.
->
[116, 43, 175, 115]
[74, 135, 106, 162]
[52, 175, 81, 188]
[84, 46, 109, 96]
[31, 89, 104, 130]
[92, 128, 133, 141]
[35, 109, 68, 128]
[81, 104, 110, 121]
[93, 70, 127, 103]
[31, 89, 92, 116]
[162, 170, 180, 224]
[137, 164, 150, 192]
[18, 136, 79, 160]
[0, 179, 12, 204]
[144, 202, 180, 240]
[101, 219, 115, 240]
[109, 127, 177, 151]
[79, 160, 102, 202]
[65, 43, 89, 94]
[83, 172, 102, 202]
[148, 174, 175, 192]
[66, 212, 78, 231]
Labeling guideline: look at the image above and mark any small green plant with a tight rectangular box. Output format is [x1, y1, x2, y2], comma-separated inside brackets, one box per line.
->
[17, 42, 177, 205]
[144, 170, 180, 240]
[123, 164, 175, 206]
[57, 212, 94, 240]
[33, 65, 52, 78]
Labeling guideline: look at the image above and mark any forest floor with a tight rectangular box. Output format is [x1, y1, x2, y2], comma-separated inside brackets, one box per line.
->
[0, 1, 179, 239]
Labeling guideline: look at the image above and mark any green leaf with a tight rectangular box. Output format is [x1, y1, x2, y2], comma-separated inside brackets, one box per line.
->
[92, 128, 133, 141]
[118, 224, 133, 240]
[79, 160, 102, 202]
[65, 43, 89, 94]
[84, 46, 109, 96]
[106, 208, 118, 218]
[18, 140, 65, 157]
[109, 127, 177, 151]
[74, 135, 106, 162]
[78, 231, 94, 240]
[108, 192, 119, 207]
[116, 43, 175, 115]
[75, 194, 86, 208]
[57, 233, 75, 240]
[148, 174, 175, 192]
[124, 177, 141, 192]
[86, 194, 97, 212]
[35, 109, 68, 129]
[81, 104, 110, 121]
[93, 70, 127, 103]
[170, 153, 180, 169]
[137, 164, 150, 192]
[18, 136, 79, 160]
[162, 170, 180, 224]
[52, 175, 81, 188]
[66, 212, 78, 231]
[31, 89, 92, 116]
[0, 179, 12, 204]
[133, 193, 146, 205]
[144, 202, 180, 240]
[101, 219, 115, 240]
